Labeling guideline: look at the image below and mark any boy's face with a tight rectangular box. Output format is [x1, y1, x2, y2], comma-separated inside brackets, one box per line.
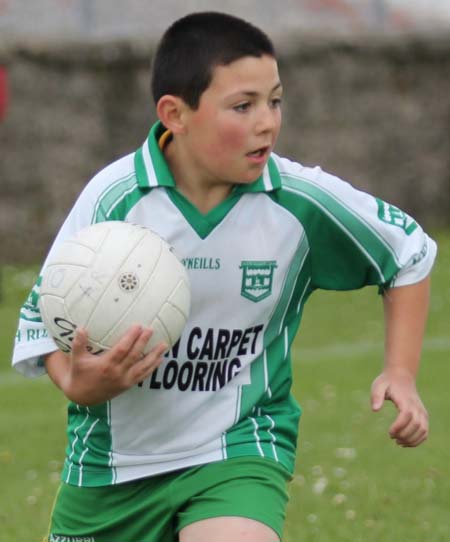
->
[180, 54, 282, 186]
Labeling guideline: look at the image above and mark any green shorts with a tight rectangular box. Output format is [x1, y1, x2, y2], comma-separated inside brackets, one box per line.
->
[47, 457, 291, 542]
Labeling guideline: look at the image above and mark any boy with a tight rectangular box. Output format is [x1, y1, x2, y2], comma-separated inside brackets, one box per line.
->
[12, 11, 436, 542]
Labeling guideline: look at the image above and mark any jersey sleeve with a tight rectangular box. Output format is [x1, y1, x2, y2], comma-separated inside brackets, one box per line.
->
[12, 189, 99, 377]
[12, 153, 139, 377]
[276, 159, 437, 292]
[12, 165, 118, 377]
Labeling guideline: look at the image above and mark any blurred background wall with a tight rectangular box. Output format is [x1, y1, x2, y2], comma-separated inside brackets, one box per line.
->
[0, 0, 449, 263]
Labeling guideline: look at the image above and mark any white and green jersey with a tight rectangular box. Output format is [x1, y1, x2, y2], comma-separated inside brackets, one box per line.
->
[13, 122, 436, 487]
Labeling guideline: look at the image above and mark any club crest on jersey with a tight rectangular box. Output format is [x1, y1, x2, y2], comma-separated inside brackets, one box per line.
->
[239, 260, 277, 302]
[376, 198, 418, 236]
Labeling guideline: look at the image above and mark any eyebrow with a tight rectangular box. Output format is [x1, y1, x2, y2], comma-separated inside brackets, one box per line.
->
[229, 82, 283, 99]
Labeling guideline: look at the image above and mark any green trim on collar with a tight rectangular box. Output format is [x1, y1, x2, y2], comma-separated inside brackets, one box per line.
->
[135, 123, 175, 188]
[166, 188, 242, 239]
[233, 154, 281, 193]
[134, 121, 282, 193]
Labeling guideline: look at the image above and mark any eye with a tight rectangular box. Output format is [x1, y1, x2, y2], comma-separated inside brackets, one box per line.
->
[270, 97, 282, 109]
[233, 102, 251, 113]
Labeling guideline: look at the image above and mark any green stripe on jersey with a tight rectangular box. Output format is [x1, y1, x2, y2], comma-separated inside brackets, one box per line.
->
[239, 232, 310, 412]
[60, 166, 168, 487]
[92, 173, 147, 223]
[223, 233, 309, 470]
[69, 174, 150, 486]
[281, 175, 400, 284]
[62, 402, 115, 486]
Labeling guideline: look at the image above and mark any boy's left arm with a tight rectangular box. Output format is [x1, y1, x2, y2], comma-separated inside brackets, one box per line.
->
[371, 275, 431, 447]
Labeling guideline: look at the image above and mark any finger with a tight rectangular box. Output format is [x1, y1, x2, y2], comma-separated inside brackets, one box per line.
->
[141, 342, 168, 366]
[397, 428, 428, 447]
[389, 409, 413, 438]
[108, 325, 143, 364]
[121, 327, 154, 368]
[407, 427, 428, 447]
[395, 411, 429, 446]
[371, 378, 389, 411]
[129, 342, 168, 383]
[71, 327, 88, 358]
[390, 399, 428, 437]
[393, 417, 422, 442]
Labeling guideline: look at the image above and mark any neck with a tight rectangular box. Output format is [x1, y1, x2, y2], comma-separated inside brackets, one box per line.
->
[164, 139, 233, 214]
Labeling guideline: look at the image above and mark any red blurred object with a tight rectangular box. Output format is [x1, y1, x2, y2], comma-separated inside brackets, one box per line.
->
[0, 66, 8, 120]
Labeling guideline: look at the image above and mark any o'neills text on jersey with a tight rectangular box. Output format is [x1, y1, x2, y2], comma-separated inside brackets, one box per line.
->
[181, 257, 221, 270]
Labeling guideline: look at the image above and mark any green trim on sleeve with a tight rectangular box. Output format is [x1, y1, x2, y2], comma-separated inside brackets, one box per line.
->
[278, 175, 402, 289]
[91, 173, 146, 223]
[19, 276, 43, 323]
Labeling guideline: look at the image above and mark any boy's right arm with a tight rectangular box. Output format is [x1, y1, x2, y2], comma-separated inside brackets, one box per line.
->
[45, 326, 167, 406]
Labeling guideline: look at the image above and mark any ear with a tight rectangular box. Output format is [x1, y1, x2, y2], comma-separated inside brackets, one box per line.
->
[156, 95, 189, 135]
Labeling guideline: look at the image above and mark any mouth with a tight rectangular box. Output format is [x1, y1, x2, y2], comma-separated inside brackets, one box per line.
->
[246, 146, 271, 162]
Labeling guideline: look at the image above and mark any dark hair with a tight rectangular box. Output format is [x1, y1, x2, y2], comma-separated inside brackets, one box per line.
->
[151, 12, 275, 109]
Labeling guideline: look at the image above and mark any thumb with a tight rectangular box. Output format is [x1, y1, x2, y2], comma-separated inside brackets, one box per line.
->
[371, 375, 389, 412]
[71, 327, 88, 358]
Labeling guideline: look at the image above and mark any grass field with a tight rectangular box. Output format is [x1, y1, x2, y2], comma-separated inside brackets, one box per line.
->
[1, 232, 449, 542]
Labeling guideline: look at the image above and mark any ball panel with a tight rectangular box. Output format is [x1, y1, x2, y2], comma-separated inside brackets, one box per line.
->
[167, 279, 191, 320]
[99, 275, 170, 348]
[157, 300, 189, 346]
[39, 294, 76, 353]
[46, 240, 96, 268]
[64, 267, 114, 329]
[71, 221, 111, 251]
[144, 317, 171, 352]
[40, 263, 89, 299]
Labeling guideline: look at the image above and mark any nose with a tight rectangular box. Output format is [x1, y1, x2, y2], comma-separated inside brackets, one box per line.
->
[255, 103, 280, 135]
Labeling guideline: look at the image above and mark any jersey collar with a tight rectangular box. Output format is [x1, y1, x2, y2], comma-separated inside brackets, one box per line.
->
[134, 121, 281, 192]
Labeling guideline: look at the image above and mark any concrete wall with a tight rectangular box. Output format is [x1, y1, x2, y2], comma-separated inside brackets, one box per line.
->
[1, 34, 449, 263]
